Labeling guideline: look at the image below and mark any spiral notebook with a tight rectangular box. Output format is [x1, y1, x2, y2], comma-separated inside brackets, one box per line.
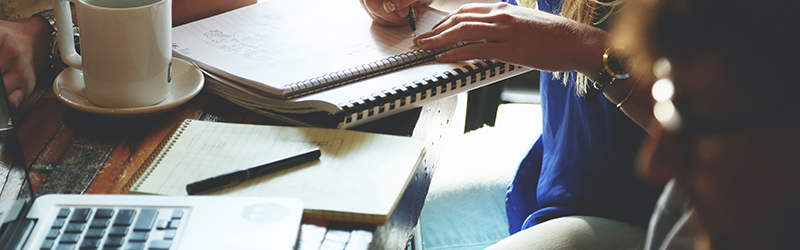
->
[173, 0, 532, 128]
[127, 119, 426, 225]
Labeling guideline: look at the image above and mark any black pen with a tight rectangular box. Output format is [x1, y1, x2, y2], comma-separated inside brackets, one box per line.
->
[186, 148, 321, 195]
[406, 5, 416, 31]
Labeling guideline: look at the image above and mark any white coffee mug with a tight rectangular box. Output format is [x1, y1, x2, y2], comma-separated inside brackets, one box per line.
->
[55, 0, 172, 108]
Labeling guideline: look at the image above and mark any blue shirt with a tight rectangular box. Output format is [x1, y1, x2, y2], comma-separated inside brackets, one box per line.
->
[504, 0, 661, 234]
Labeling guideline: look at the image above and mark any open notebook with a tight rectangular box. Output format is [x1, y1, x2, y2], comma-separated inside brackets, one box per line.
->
[173, 0, 532, 128]
[128, 119, 426, 225]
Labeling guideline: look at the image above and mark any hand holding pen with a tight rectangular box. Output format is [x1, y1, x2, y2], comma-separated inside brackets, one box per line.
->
[358, 0, 431, 29]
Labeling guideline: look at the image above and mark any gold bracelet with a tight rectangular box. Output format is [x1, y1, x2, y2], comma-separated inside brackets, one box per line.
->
[616, 75, 641, 108]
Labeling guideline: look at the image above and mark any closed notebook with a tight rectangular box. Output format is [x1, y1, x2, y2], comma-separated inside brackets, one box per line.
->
[129, 119, 425, 225]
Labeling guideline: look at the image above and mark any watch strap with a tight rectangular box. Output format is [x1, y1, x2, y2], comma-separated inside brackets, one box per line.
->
[33, 9, 56, 32]
[32, 9, 61, 70]
[585, 71, 614, 102]
[32, 9, 75, 70]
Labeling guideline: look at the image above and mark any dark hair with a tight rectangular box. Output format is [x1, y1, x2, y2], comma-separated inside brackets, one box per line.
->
[635, 0, 799, 115]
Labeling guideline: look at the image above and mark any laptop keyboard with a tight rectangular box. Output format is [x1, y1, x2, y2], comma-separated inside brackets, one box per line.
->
[40, 207, 187, 250]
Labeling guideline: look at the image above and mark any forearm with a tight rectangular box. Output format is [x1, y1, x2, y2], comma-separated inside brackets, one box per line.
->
[172, 0, 257, 26]
[603, 72, 658, 135]
[569, 31, 659, 135]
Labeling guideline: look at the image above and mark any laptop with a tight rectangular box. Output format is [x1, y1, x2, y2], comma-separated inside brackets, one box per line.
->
[0, 81, 304, 250]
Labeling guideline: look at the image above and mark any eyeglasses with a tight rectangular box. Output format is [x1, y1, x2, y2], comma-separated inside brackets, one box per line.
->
[650, 58, 700, 164]
[651, 58, 796, 163]
[652, 58, 680, 133]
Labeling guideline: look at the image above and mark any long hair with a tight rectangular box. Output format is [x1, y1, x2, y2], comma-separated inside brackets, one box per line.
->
[519, 0, 623, 96]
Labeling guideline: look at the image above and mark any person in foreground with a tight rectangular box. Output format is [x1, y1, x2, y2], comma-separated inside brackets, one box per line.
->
[0, 0, 256, 111]
[364, 0, 662, 249]
[614, 0, 800, 249]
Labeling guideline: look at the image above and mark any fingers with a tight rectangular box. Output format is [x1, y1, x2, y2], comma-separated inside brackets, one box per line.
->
[6, 88, 23, 111]
[431, 3, 499, 29]
[416, 21, 486, 48]
[433, 42, 498, 63]
[0, 40, 36, 111]
[415, 15, 513, 52]
[2, 64, 35, 109]
[387, 0, 431, 16]
[420, 12, 494, 40]
[360, 0, 403, 26]
[414, 3, 514, 48]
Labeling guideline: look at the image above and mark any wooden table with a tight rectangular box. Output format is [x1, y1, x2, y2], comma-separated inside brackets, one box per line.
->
[11, 73, 458, 250]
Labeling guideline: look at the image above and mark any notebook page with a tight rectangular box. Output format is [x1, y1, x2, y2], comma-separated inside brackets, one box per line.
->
[131, 120, 425, 223]
[172, 0, 448, 96]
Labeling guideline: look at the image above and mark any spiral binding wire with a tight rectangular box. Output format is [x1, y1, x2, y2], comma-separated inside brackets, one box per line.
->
[129, 120, 191, 192]
[284, 42, 470, 99]
[337, 60, 522, 125]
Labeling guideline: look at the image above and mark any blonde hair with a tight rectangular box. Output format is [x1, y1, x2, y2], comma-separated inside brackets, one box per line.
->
[519, 0, 623, 96]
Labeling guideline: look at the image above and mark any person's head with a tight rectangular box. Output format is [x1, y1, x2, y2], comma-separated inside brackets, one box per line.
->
[615, 0, 800, 249]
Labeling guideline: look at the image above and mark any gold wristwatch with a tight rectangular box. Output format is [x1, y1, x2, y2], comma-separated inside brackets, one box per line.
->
[585, 47, 633, 101]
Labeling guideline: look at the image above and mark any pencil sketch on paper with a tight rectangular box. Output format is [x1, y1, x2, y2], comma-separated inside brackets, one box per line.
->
[200, 29, 272, 61]
[172, 44, 190, 56]
[273, 138, 344, 149]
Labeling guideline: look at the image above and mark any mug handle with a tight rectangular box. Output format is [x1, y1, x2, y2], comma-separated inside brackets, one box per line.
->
[54, 0, 82, 69]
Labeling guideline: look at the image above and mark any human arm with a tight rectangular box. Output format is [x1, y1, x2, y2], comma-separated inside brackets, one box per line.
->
[601, 67, 658, 134]
[0, 17, 52, 111]
[413, 2, 658, 133]
[415, 3, 607, 77]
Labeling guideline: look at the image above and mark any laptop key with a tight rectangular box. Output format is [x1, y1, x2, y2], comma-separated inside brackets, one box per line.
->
[90, 218, 111, 228]
[57, 208, 71, 218]
[46, 229, 60, 239]
[147, 240, 171, 250]
[104, 236, 124, 247]
[52, 219, 66, 228]
[69, 208, 92, 223]
[163, 229, 177, 240]
[95, 209, 115, 218]
[85, 228, 106, 238]
[114, 210, 136, 226]
[80, 239, 101, 249]
[133, 209, 158, 231]
[55, 243, 76, 250]
[155, 219, 168, 230]
[108, 226, 129, 236]
[64, 223, 86, 233]
[59, 233, 81, 244]
[167, 219, 180, 229]
[170, 210, 183, 219]
[129, 231, 149, 242]
[124, 242, 145, 250]
[41, 239, 55, 249]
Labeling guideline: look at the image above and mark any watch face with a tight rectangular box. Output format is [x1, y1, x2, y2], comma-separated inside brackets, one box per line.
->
[604, 48, 633, 78]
